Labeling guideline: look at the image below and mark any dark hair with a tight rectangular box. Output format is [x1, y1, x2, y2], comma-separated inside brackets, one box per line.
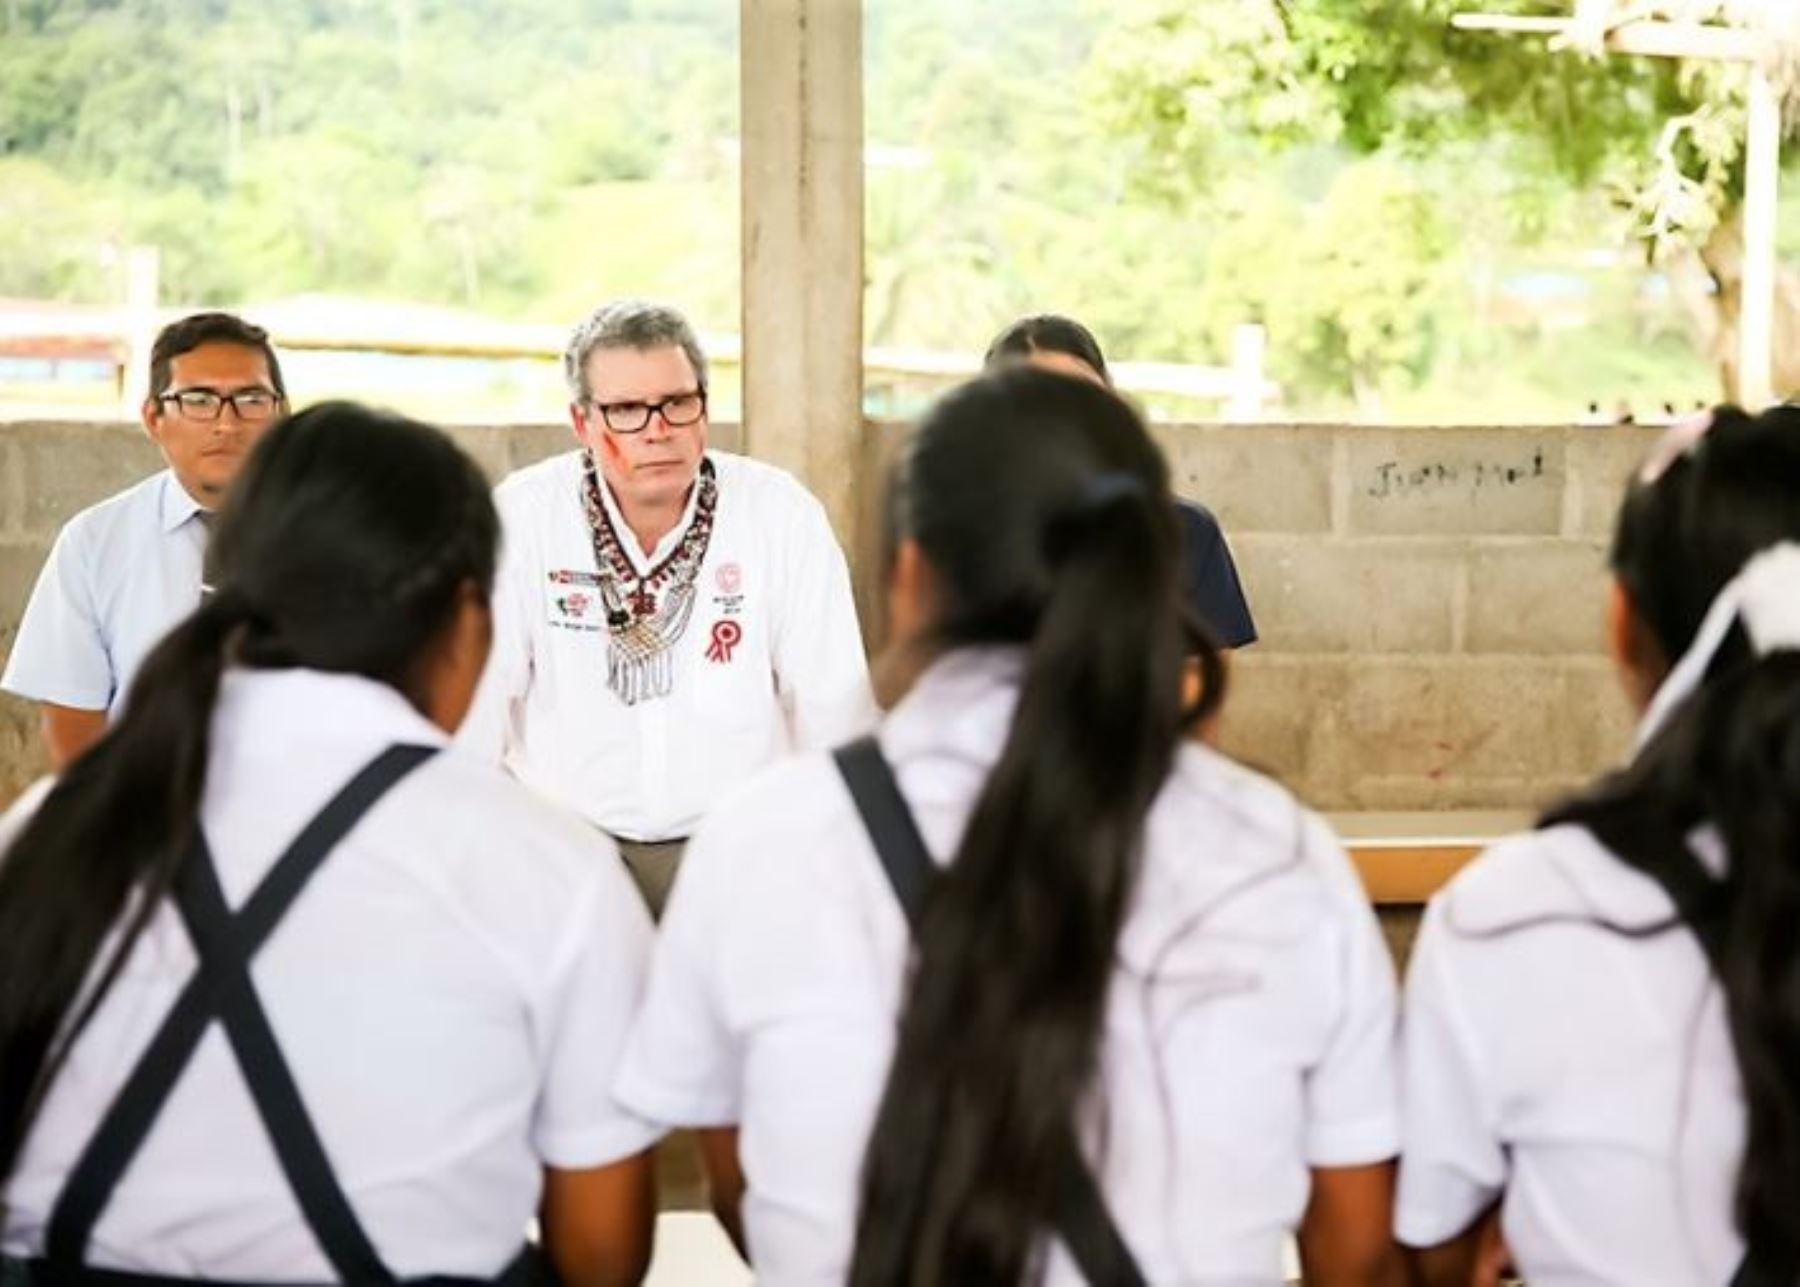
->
[148, 311, 288, 402]
[562, 299, 709, 402]
[984, 314, 1111, 386]
[0, 402, 496, 1180]
[850, 367, 1222, 1284]
[1545, 402, 1800, 1274]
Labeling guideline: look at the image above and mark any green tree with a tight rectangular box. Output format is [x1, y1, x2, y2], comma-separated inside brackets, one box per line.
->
[0, 158, 119, 301]
[1196, 160, 1453, 410]
[1088, 0, 1800, 400]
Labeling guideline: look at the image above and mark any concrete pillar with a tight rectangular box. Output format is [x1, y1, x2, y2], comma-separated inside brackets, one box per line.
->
[1228, 324, 1267, 421]
[739, 0, 864, 545]
[1739, 60, 1780, 411]
[119, 245, 160, 419]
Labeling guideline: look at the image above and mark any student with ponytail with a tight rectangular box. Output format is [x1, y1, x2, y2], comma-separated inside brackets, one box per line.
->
[616, 367, 1402, 1284]
[1399, 403, 1800, 1285]
[0, 404, 657, 1285]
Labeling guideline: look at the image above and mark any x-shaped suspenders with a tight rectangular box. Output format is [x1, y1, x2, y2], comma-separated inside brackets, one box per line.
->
[834, 736, 1149, 1287]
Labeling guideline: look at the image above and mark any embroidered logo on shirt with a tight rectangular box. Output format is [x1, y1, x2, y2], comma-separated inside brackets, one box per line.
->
[546, 571, 603, 633]
[712, 562, 746, 617]
[705, 619, 743, 663]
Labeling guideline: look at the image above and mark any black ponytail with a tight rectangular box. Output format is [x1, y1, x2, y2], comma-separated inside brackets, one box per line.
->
[0, 402, 497, 1183]
[849, 368, 1220, 1284]
[0, 597, 240, 1178]
[1546, 403, 1800, 1275]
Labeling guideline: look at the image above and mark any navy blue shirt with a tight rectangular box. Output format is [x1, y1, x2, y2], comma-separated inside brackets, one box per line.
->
[1177, 500, 1256, 648]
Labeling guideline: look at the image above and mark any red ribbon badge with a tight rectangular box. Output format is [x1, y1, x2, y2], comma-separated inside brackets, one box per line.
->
[706, 619, 743, 664]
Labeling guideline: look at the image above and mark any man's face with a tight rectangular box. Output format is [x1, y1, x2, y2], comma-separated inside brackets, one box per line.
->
[142, 342, 283, 506]
[572, 344, 709, 512]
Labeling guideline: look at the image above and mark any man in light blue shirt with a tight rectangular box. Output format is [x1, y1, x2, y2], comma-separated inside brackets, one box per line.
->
[2, 313, 287, 766]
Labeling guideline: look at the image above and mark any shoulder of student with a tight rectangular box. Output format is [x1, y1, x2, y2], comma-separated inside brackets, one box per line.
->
[1430, 821, 1676, 938]
[1163, 744, 1347, 872]
[684, 747, 851, 862]
[683, 738, 1377, 955]
[1139, 744, 1377, 945]
[391, 746, 635, 947]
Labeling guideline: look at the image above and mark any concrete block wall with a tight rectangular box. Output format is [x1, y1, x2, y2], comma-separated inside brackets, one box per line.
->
[1, 418, 1654, 818]
[1162, 423, 1662, 813]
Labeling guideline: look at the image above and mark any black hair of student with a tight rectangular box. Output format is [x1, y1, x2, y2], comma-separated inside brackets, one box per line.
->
[148, 311, 288, 401]
[0, 402, 496, 1182]
[850, 367, 1222, 1284]
[984, 313, 1112, 386]
[1544, 402, 1800, 1275]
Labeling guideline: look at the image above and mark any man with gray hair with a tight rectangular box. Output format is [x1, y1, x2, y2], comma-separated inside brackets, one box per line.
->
[462, 299, 871, 912]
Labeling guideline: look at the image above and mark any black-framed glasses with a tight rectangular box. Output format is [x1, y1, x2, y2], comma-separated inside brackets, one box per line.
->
[589, 390, 707, 434]
[157, 387, 283, 422]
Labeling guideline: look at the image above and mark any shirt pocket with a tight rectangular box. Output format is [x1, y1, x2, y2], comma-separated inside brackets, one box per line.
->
[689, 614, 776, 734]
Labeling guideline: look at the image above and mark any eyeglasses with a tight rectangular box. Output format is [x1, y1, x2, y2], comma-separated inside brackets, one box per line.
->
[157, 387, 283, 422]
[588, 390, 707, 434]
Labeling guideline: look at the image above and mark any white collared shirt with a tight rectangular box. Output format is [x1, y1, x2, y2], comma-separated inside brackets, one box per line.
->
[1397, 823, 1747, 1283]
[1, 669, 659, 1279]
[461, 449, 872, 842]
[3, 471, 209, 713]
[614, 649, 1399, 1285]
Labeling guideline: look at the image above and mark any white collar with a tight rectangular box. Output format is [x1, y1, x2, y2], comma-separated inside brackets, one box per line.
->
[213, 668, 448, 755]
[1446, 823, 1729, 937]
[158, 472, 211, 534]
[593, 452, 711, 572]
[881, 647, 1027, 772]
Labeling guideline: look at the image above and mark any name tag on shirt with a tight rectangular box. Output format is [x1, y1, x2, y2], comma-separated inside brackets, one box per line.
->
[546, 570, 604, 634]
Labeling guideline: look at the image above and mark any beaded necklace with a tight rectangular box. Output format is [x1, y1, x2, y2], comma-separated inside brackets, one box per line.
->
[580, 454, 719, 705]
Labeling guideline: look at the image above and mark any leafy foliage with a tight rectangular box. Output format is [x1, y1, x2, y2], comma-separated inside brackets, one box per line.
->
[0, 0, 736, 312]
[1085, 0, 1800, 402]
[0, 0, 1778, 413]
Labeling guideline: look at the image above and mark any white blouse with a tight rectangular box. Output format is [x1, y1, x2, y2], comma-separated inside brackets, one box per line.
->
[616, 648, 1399, 1285]
[1398, 822, 1747, 1284]
[2, 669, 658, 1279]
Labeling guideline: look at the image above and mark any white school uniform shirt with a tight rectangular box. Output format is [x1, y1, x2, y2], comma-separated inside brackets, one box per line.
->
[1397, 822, 1747, 1284]
[615, 648, 1400, 1285]
[2, 471, 208, 714]
[461, 448, 872, 842]
[1, 668, 659, 1280]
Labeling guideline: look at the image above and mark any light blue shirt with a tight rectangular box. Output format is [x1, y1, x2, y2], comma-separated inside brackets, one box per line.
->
[2, 470, 208, 713]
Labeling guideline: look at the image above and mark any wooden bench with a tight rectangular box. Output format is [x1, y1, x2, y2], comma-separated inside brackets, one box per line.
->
[1331, 811, 1530, 905]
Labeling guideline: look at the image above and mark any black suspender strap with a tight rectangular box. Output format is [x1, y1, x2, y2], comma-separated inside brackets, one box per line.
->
[46, 745, 438, 1284]
[833, 736, 1148, 1287]
[6, 1245, 549, 1287]
[1581, 815, 1783, 1287]
[833, 737, 937, 916]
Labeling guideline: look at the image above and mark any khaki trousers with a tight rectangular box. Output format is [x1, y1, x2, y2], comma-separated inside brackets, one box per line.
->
[614, 837, 688, 920]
